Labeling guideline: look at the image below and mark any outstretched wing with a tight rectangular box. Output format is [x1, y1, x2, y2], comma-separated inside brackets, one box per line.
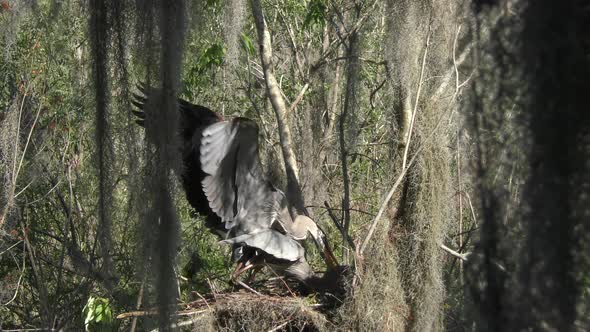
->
[200, 118, 287, 232]
[131, 86, 226, 237]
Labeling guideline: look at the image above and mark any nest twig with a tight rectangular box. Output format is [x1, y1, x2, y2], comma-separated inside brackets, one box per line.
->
[117, 283, 336, 331]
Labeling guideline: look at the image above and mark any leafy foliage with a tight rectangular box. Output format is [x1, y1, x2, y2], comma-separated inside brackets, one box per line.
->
[303, 0, 327, 29]
[83, 296, 117, 332]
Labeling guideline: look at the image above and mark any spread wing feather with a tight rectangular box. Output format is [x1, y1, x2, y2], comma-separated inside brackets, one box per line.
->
[131, 85, 226, 237]
[133, 87, 298, 259]
[200, 121, 239, 226]
[200, 118, 288, 233]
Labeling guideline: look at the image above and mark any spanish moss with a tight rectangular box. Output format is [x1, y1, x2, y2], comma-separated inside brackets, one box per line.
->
[136, 0, 187, 328]
[466, 1, 590, 330]
[89, 0, 115, 290]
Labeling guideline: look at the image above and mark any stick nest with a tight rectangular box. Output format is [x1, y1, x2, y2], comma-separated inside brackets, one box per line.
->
[117, 277, 349, 331]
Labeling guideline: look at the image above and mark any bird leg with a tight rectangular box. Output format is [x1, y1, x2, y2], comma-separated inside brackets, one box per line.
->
[231, 262, 257, 281]
[231, 262, 244, 281]
[231, 263, 263, 295]
[245, 265, 263, 284]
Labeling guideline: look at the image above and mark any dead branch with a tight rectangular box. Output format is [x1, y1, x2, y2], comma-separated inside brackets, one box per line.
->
[117, 292, 322, 320]
[130, 280, 145, 332]
[237, 280, 262, 296]
[440, 243, 470, 261]
[3, 240, 26, 306]
[117, 308, 210, 319]
[339, 19, 361, 257]
[457, 130, 465, 281]
[311, 203, 375, 217]
[251, 0, 305, 214]
[323, 201, 356, 252]
[13, 101, 42, 201]
[286, 83, 309, 117]
[149, 315, 210, 332]
[359, 91, 460, 256]
[360, 30, 431, 255]
[310, 0, 380, 72]
[0, 240, 23, 256]
[441, 243, 507, 273]
[459, 190, 478, 226]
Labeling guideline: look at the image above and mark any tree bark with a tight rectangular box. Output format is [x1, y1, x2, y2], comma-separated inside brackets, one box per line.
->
[250, 0, 305, 214]
[339, 27, 360, 255]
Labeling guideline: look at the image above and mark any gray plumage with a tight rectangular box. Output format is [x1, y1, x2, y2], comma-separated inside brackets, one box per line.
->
[200, 119, 318, 264]
[221, 229, 304, 262]
[133, 91, 339, 289]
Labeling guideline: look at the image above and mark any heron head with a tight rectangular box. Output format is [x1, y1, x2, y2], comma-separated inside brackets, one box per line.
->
[294, 215, 339, 271]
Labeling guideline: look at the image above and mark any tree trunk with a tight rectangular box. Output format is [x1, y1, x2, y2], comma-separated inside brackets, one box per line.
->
[250, 0, 305, 214]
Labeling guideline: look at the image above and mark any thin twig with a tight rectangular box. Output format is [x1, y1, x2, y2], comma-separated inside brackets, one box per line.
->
[130, 280, 145, 332]
[440, 243, 470, 261]
[286, 83, 309, 117]
[237, 280, 262, 296]
[369, 78, 387, 109]
[14, 102, 43, 192]
[0, 240, 23, 256]
[192, 291, 211, 310]
[268, 321, 290, 332]
[360, 30, 431, 255]
[10, 86, 29, 187]
[456, 129, 464, 281]
[451, 227, 480, 238]
[323, 201, 357, 251]
[432, 26, 469, 101]
[207, 278, 218, 300]
[118, 308, 209, 319]
[3, 240, 26, 305]
[309, 204, 375, 217]
[24, 179, 62, 206]
[13, 180, 34, 198]
[461, 191, 478, 226]
[453, 25, 462, 91]
[266, 265, 296, 297]
[402, 30, 431, 170]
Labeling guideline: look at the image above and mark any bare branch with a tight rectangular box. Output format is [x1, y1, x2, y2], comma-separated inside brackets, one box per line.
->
[3, 241, 26, 306]
[286, 83, 309, 117]
[236, 280, 262, 296]
[0, 240, 23, 256]
[323, 201, 357, 252]
[251, 0, 305, 213]
[130, 281, 146, 332]
[440, 243, 470, 261]
[360, 30, 431, 255]
[457, 130, 465, 281]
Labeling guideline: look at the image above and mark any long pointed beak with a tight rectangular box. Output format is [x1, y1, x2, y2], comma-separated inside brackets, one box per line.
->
[322, 244, 339, 271]
[313, 227, 339, 270]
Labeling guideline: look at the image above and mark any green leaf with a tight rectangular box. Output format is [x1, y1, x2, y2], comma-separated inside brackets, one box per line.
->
[241, 33, 256, 56]
[304, 0, 327, 29]
[193, 43, 226, 75]
[83, 296, 115, 332]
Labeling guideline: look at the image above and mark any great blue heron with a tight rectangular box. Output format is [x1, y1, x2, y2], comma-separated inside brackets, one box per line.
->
[132, 87, 339, 290]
